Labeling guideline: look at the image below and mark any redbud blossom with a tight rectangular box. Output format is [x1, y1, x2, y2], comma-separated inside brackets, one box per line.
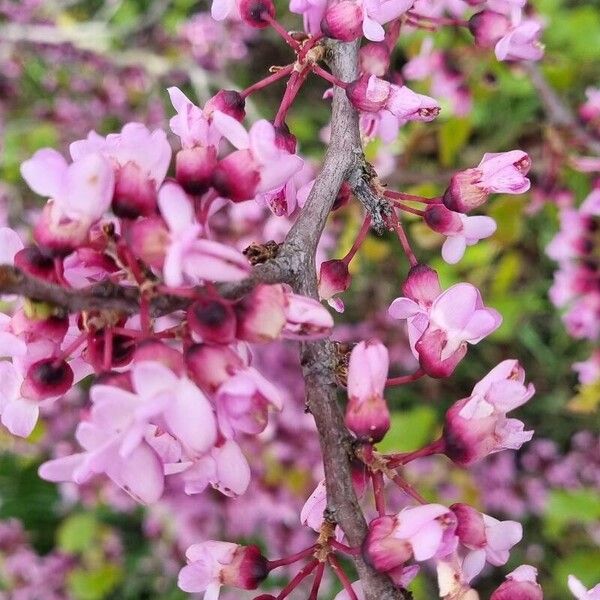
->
[490, 565, 543, 600]
[495, 20, 544, 62]
[281, 292, 334, 339]
[443, 359, 534, 466]
[70, 123, 172, 218]
[451, 503, 522, 581]
[238, 0, 276, 28]
[345, 340, 390, 443]
[424, 203, 497, 264]
[364, 505, 458, 573]
[178, 542, 268, 597]
[186, 343, 245, 394]
[469, 10, 511, 48]
[568, 575, 600, 600]
[235, 284, 287, 343]
[204, 90, 246, 122]
[318, 259, 352, 312]
[389, 272, 501, 378]
[359, 42, 391, 76]
[21, 358, 74, 401]
[187, 296, 237, 344]
[443, 150, 531, 213]
[13, 246, 58, 283]
[347, 74, 392, 112]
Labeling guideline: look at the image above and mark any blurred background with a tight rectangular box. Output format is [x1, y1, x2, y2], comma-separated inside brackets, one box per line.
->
[0, 0, 599, 598]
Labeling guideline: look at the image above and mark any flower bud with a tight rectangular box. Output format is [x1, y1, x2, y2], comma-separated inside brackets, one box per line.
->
[443, 168, 488, 213]
[359, 42, 391, 77]
[213, 150, 260, 202]
[222, 545, 269, 589]
[112, 162, 158, 219]
[133, 340, 185, 375]
[415, 326, 468, 378]
[346, 74, 391, 112]
[238, 0, 276, 28]
[274, 124, 298, 154]
[14, 246, 59, 283]
[235, 284, 286, 343]
[345, 340, 390, 443]
[450, 503, 487, 547]
[175, 146, 218, 195]
[490, 565, 543, 600]
[424, 203, 464, 235]
[321, 0, 363, 42]
[126, 216, 169, 269]
[188, 296, 237, 344]
[186, 343, 245, 394]
[402, 265, 442, 306]
[204, 90, 246, 122]
[21, 358, 74, 401]
[469, 11, 511, 48]
[318, 259, 352, 301]
[84, 331, 136, 371]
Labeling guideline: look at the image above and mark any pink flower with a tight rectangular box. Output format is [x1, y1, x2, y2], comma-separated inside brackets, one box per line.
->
[70, 123, 172, 218]
[213, 118, 304, 202]
[215, 367, 283, 438]
[301, 479, 328, 531]
[20, 149, 114, 252]
[424, 203, 497, 264]
[568, 575, 600, 600]
[158, 182, 250, 286]
[490, 565, 543, 600]
[178, 542, 267, 598]
[573, 351, 600, 386]
[318, 259, 352, 312]
[389, 267, 502, 377]
[580, 87, 600, 123]
[345, 339, 390, 443]
[495, 19, 544, 62]
[364, 504, 458, 572]
[443, 359, 534, 466]
[443, 150, 531, 213]
[290, 0, 328, 34]
[469, 10, 511, 48]
[451, 503, 523, 581]
[281, 291, 334, 339]
[322, 0, 415, 42]
[182, 439, 251, 497]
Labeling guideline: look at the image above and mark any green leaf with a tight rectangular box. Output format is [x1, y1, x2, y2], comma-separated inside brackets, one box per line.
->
[68, 564, 123, 600]
[438, 118, 472, 167]
[377, 406, 438, 453]
[544, 489, 600, 538]
[58, 513, 100, 554]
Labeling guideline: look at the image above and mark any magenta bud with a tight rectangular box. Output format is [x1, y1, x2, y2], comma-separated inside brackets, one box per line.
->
[424, 203, 463, 235]
[175, 146, 218, 195]
[133, 340, 185, 375]
[469, 10, 511, 49]
[359, 42, 391, 77]
[187, 296, 237, 344]
[126, 216, 169, 269]
[442, 168, 488, 213]
[333, 181, 352, 211]
[85, 332, 136, 371]
[490, 566, 543, 600]
[345, 395, 390, 442]
[318, 259, 352, 300]
[274, 124, 298, 154]
[204, 90, 246, 122]
[186, 343, 244, 394]
[21, 358, 74, 401]
[222, 545, 268, 589]
[321, 0, 363, 42]
[112, 162, 158, 219]
[450, 503, 486, 547]
[415, 327, 467, 378]
[238, 0, 276, 28]
[213, 150, 260, 202]
[346, 74, 391, 112]
[14, 246, 59, 283]
[235, 284, 286, 343]
[402, 265, 442, 306]
[363, 515, 412, 572]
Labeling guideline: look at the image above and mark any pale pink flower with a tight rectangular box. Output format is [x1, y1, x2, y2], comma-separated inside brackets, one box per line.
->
[389, 269, 501, 377]
[178, 541, 267, 598]
[158, 181, 250, 286]
[345, 339, 390, 442]
[364, 504, 458, 572]
[301, 479, 327, 531]
[495, 19, 544, 62]
[451, 503, 523, 581]
[281, 291, 334, 339]
[290, 0, 328, 34]
[490, 565, 543, 600]
[443, 359, 534, 466]
[568, 575, 600, 600]
[21, 149, 114, 222]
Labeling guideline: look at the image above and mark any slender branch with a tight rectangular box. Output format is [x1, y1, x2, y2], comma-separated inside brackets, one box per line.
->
[524, 62, 600, 155]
